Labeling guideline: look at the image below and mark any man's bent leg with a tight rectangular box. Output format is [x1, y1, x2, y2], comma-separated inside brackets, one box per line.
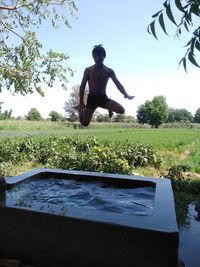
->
[79, 107, 94, 126]
[103, 99, 125, 114]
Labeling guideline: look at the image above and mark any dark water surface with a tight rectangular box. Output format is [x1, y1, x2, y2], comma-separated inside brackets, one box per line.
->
[6, 178, 155, 216]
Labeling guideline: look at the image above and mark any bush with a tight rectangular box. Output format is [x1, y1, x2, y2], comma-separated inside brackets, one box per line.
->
[162, 164, 200, 194]
[0, 136, 162, 176]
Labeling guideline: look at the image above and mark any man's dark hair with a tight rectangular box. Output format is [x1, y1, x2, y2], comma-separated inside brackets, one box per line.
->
[92, 44, 106, 58]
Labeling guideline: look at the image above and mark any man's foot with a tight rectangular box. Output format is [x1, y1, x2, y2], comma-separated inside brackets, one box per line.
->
[108, 110, 114, 118]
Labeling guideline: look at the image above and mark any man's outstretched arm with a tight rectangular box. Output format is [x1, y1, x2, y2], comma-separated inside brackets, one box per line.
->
[110, 69, 134, 100]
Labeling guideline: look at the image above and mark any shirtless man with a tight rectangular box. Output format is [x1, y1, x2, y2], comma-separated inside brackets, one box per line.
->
[78, 45, 134, 126]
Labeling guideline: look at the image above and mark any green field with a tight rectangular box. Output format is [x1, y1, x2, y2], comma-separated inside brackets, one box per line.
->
[0, 120, 200, 177]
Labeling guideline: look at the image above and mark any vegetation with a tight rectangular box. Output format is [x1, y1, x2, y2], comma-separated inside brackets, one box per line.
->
[49, 111, 63, 122]
[168, 108, 193, 123]
[6, 82, 194, 128]
[64, 84, 80, 121]
[0, 102, 12, 120]
[26, 108, 43, 121]
[194, 107, 200, 123]
[0, 121, 200, 178]
[0, 0, 77, 95]
[96, 114, 111, 122]
[137, 95, 168, 128]
[148, 0, 200, 71]
[63, 89, 200, 127]
[0, 135, 161, 176]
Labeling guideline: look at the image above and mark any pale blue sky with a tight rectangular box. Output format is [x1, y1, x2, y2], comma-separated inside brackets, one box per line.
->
[1, 0, 200, 118]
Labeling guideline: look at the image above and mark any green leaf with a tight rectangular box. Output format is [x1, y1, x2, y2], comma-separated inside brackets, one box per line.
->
[184, 10, 192, 25]
[166, 4, 177, 26]
[188, 52, 200, 68]
[185, 39, 192, 48]
[158, 14, 168, 35]
[179, 57, 187, 72]
[184, 21, 189, 32]
[152, 10, 162, 18]
[175, 0, 185, 13]
[195, 41, 200, 51]
[190, 38, 196, 54]
[148, 21, 158, 40]
[163, 0, 168, 8]
[191, 4, 200, 16]
[183, 58, 187, 72]
[193, 28, 200, 37]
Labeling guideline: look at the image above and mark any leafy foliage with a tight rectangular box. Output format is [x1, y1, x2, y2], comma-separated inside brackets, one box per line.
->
[137, 95, 168, 128]
[26, 107, 43, 121]
[0, 136, 162, 176]
[163, 164, 200, 193]
[96, 114, 110, 122]
[148, 0, 200, 71]
[194, 107, 200, 122]
[49, 111, 62, 122]
[112, 114, 126, 122]
[166, 164, 191, 179]
[0, 102, 12, 120]
[0, 0, 77, 95]
[64, 84, 79, 121]
[167, 108, 193, 122]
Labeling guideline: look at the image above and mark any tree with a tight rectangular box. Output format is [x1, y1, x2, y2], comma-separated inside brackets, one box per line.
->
[49, 111, 62, 122]
[113, 114, 126, 122]
[0, 0, 77, 95]
[136, 100, 151, 125]
[194, 107, 200, 123]
[26, 107, 42, 121]
[168, 108, 193, 122]
[64, 84, 88, 121]
[137, 95, 168, 128]
[0, 102, 12, 120]
[96, 114, 110, 122]
[148, 0, 200, 71]
[123, 115, 136, 123]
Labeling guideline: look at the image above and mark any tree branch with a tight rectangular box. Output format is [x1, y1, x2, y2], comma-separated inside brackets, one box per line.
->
[0, 3, 34, 11]
[0, 0, 70, 11]
[0, 20, 31, 48]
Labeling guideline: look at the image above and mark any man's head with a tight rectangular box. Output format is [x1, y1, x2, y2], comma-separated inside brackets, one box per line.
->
[92, 45, 106, 57]
[92, 45, 106, 64]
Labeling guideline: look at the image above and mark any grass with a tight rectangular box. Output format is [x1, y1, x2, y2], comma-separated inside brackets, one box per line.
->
[1, 120, 200, 177]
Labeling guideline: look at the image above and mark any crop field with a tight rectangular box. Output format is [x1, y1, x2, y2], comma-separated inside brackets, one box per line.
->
[0, 120, 200, 178]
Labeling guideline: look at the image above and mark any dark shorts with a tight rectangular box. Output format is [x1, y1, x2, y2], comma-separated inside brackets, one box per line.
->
[86, 94, 110, 111]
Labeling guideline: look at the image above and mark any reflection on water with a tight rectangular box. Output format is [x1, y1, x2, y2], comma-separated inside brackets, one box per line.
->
[179, 202, 200, 267]
[6, 178, 155, 216]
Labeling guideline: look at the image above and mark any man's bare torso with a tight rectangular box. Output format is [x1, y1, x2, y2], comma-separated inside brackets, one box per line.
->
[86, 64, 112, 95]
